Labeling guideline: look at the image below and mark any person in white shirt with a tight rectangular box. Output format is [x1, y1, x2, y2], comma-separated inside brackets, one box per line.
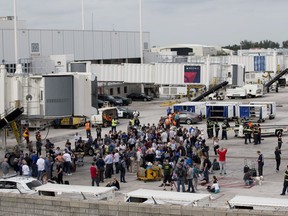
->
[63, 151, 72, 175]
[22, 160, 30, 176]
[74, 132, 80, 149]
[36, 156, 45, 180]
[161, 131, 168, 143]
[114, 150, 120, 174]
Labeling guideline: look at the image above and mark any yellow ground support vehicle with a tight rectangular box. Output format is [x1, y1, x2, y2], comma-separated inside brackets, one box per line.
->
[137, 165, 162, 182]
[53, 116, 86, 129]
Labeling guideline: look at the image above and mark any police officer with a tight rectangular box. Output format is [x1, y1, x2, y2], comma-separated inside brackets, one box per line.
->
[221, 121, 228, 140]
[244, 125, 252, 144]
[253, 125, 259, 145]
[214, 121, 220, 138]
[234, 118, 240, 137]
[280, 165, 288, 195]
[111, 118, 117, 133]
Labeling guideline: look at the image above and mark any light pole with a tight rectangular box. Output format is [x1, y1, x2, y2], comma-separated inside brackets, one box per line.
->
[139, 0, 143, 64]
[82, 0, 85, 30]
[13, 0, 18, 65]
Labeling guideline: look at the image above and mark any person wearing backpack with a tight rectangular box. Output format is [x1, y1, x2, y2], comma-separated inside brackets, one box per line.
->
[175, 163, 186, 192]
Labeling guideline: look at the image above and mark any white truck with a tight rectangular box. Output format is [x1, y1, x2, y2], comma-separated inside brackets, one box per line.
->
[207, 92, 225, 100]
[243, 84, 263, 97]
[226, 87, 247, 99]
[249, 102, 276, 119]
[90, 107, 118, 127]
[238, 124, 288, 137]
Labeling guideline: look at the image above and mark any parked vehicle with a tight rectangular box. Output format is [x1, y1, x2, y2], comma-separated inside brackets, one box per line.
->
[97, 99, 104, 108]
[249, 102, 276, 119]
[237, 104, 267, 123]
[91, 107, 118, 127]
[238, 125, 288, 137]
[53, 116, 86, 129]
[243, 84, 263, 98]
[0, 175, 42, 194]
[178, 111, 202, 125]
[127, 93, 152, 101]
[98, 95, 123, 106]
[173, 102, 206, 118]
[207, 92, 225, 100]
[206, 103, 237, 120]
[226, 88, 247, 99]
[117, 107, 139, 119]
[114, 96, 132, 106]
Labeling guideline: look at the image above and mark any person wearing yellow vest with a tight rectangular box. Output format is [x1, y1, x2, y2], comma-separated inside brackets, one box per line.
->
[85, 121, 91, 138]
[23, 128, 30, 147]
[111, 118, 117, 133]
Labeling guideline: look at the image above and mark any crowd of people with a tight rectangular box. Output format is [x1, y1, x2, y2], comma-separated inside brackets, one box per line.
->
[1, 108, 288, 196]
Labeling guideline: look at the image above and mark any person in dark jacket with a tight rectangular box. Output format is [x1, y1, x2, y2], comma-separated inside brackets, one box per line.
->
[275, 146, 281, 172]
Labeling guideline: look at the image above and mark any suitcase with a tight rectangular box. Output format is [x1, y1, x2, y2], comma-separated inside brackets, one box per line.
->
[243, 159, 250, 173]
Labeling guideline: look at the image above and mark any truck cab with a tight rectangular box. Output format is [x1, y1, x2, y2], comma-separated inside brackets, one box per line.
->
[207, 92, 225, 100]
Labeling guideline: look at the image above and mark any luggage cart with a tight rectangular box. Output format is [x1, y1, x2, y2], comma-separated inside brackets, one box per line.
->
[75, 152, 85, 166]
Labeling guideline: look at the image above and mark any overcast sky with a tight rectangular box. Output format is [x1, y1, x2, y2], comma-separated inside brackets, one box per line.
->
[1, 0, 287, 47]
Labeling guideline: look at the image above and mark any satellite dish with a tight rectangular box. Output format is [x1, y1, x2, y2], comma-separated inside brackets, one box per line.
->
[26, 94, 32, 101]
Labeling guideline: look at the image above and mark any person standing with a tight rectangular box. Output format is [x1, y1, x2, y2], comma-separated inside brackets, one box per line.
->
[175, 163, 186, 192]
[244, 125, 252, 144]
[253, 125, 259, 145]
[74, 132, 80, 149]
[85, 121, 91, 138]
[214, 121, 220, 138]
[114, 150, 120, 174]
[119, 156, 127, 183]
[96, 125, 102, 140]
[36, 139, 43, 156]
[275, 146, 281, 172]
[90, 162, 99, 186]
[213, 137, 220, 156]
[104, 152, 114, 179]
[36, 155, 45, 180]
[1, 158, 10, 176]
[23, 128, 30, 147]
[277, 133, 283, 150]
[280, 165, 288, 195]
[96, 156, 105, 183]
[186, 164, 195, 193]
[22, 160, 30, 176]
[221, 121, 228, 140]
[63, 151, 72, 176]
[111, 118, 117, 133]
[55, 159, 64, 184]
[217, 147, 227, 175]
[257, 151, 264, 176]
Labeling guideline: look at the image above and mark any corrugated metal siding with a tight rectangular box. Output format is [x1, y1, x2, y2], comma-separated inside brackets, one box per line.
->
[127, 32, 136, 58]
[73, 31, 84, 60]
[124, 63, 154, 83]
[40, 30, 53, 57]
[119, 32, 128, 57]
[52, 30, 64, 55]
[0, 30, 5, 61]
[83, 31, 94, 60]
[93, 31, 103, 59]
[63, 31, 74, 56]
[111, 32, 120, 59]
[102, 32, 112, 59]
[92, 64, 123, 82]
[3, 29, 14, 62]
[18, 30, 29, 58]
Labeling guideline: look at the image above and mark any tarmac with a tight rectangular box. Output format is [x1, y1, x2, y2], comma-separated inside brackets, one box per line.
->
[1, 88, 288, 209]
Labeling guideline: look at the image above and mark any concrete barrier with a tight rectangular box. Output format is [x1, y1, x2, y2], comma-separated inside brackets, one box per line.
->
[0, 192, 287, 216]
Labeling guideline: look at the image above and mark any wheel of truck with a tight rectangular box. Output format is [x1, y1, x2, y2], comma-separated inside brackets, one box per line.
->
[228, 96, 232, 99]
[208, 97, 213, 100]
[8, 154, 17, 167]
[88, 148, 94, 156]
[186, 119, 192, 125]
[216, 96, 221, 100]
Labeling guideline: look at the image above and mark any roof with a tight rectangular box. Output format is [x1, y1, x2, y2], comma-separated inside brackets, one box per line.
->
[0, 175, 38, 184]
[125, 189, 210, 203]
[36, 184, 115, 195]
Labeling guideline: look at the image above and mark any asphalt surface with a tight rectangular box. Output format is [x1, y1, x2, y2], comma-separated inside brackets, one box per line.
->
[1, 88, 288, 209]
